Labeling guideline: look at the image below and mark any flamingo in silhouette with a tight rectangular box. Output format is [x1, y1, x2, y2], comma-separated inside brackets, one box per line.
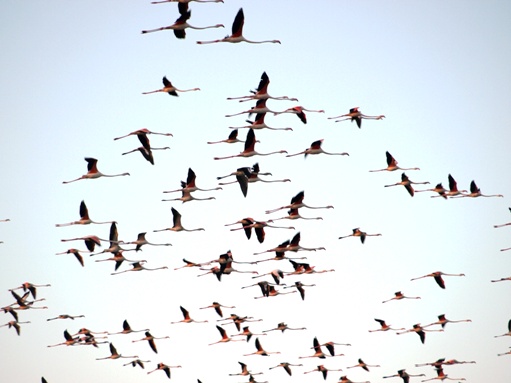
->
[346, 358, 380, 372]
[494, 319, 511, 337]
[384, 173, 429, 197]
[108, 320, 149, 335]
[61, 235, 105, 252]
[142, 2, 224, 38]
[369, 319, 405, 332]
[274, 106, 325, 124]
[123, 359, 151, 369]
[55, 201, 115, 227]
[63, 158, 129, 183]
[147, 363, 182, 378]
[227, 72, 298, 103]
[451, 180, 503, 198]
[329, 107, 385, 128]
[125, 232, 172, 251]
[382, 291, 421, 303]
[420, 367, 466, 382]
[154, 207, 205, 233]
[338, 228, 382, 244]
[55, 248, 87, 267]
[269, 362, 303, 376]
[200, 302, 235, 317]
[207, 129, 245, 144]
[132, 331, 170, 353]
[47, 314, 85, 321]
[142, 76, 200, 96]
[369, 151, 420, 172]
[243, 337, 281, 356]
[214, 129, 287, 160]
[0, 320, 30, 335]
[383, 369, 426, 383]
[229, 362, 263, 376]
[171, 306, 208, 324]
[423, 314, 472, 329]
[197, 8, 280, 45]
[397, 324, 443, 344]
[263, 322, 307, 333]
[410, 271, 465, 289]
[219, 166, 290, 187]
[96, 343, 139, 360]
[114, 128, 173, 141]
[415, 183, 448, 199]
[2, 306, 18, 322]
[230, 112, 293, 131]
[266, 191, 333, 214]
[286, 139, 349, 158]
[208, 325, 244, 345]
[304, 365, 343, 380]
[7, 290, 47, 312]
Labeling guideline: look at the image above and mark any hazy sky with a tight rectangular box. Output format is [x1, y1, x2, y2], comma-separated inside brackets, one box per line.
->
[1, 1, 511, 382]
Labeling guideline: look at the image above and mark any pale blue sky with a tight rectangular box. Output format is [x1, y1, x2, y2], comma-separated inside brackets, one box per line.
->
[1, 1, 511, 382]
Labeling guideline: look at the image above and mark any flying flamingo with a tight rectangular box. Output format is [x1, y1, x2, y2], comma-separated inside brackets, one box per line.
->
[162, 189, 216, 203]
[384, 173, 430, 197]
[142, 2, 224, 38]
[283, 281, 316, 300]
[369, 151, 420, 172]
[208, 325, 244, 345]
[338, 228, 382, 244]
[286, 139, 349, 158]
[420, 367, 466, 382]
[229, 362, 263, 376]
[8, 291, 48, 311]
[274, 106, 325, 124]
[61, 235, 105, 252]
[369, 319, 405, 332]
[111, 261, 168, 275]
[10, 282, 51, 300]
[218, 314, 263, 331]
[286, 232, 325, 252]
[95, 251, 146, 272]
[164, 168, 223, 194]
[263, 322, 306, 333]
[63, 157, 130, 184]
[382, 291, 421, 303]
[55, 248, 86, 267]
[55, 200, 115, 227]
[0, 320, 30, 336]
[123, 359, 151, 369]
[219, 165, 290, 187]
[299, 337, 344, 359]
[338, 376, 370, 383]
[252, 241, 307, 264]
[397, 324, 443, 344]
[251, 269, 284, 285]
[254, 285, 297, 299]
[214, 129, 287, 160]
[433, 174, 467, 198]
[232, 326, 267, 342]
[230, 112, 293, 131]
[491, 276, 511, 282]
[498, 347, 511, 356]
[226, 99, 281, 118]
[315, 341, 351, 356]
[229, 219, 295, 243]
[199, 301, 235, 318]
[122, 146, 170, 165]
[90, 222, 128, 256]
[268, 208, 324, 222]
[197, 8, 281, 45]
[265, 191, 334, 214]
[114, 128, 173, 141]
[108, 319, 149, 335]
[451, 180, 503, 198]
[415, 183, 448, 199]
[154, 207, 205, 233]
[197, 266, 223, 281]
[207, 129, 245, 144]
[383, 369, 426, 383]
[147, 363, 182, 378]
[304, 365, 343, 380]
[286, 260, 335, 275]
[47, 314, 85, 321]
[96, 343, 139, 360]
[410, 271, 465, 289]
[125, 232, 172, 251]
[494, 207, 511, 228]
[328, 107, 385, 128]
[269, 362, 303, 376]
[142, 76, 200, 96]
[243, 337, 281, 356]
[346, 358, 380, 372]
[47, 330, 81, 347]
[227, 72, 298, 103]
[494, 319, 511, 337]
[2, 306, 19, 322]
[132, 331, 170, 354]
[423, 314, 472, 329]
[171, 306, 208, 324]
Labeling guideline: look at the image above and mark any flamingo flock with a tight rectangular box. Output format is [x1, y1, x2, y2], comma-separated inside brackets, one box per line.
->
[1, 2, 509, 383]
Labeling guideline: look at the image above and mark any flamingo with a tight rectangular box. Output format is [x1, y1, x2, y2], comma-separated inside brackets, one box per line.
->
[207, 129, 245, 144]
[299, 337, 344, 359]
[423, 314, 472, 329]
[171, 306, 208, 324]
[122, 146, 170, 165]
[328, 107, 385, 127]
[494, 207, 511, 228]
[346, 358, 380, 372]
[125, 232, 172, 251]
[114, 128, 173, 141]
[197, 8, 280, 45]
[338, 376, 370, 383]
[265, 191, 334, 214]
[382, 291, 421, 303]
[243, 337, 281, 356]
[226, 99, 281, 118]
[451, 180, 503, 198]
[199, 301, 235, 318]
[142, 76, 200, 96]
[338, 228, 382, 244]
[174, 258, 208, 270]
[304, 365, 343, 380]
[269, 362, 303, 376]
[263, 322, 306, 333]
[369, 319, 405, 332]
[416, 358, 475, 367]
[254, 285, 297, 299]
[0, 320, 30, 336]
[2, 306, 19, 322]
[47, 329, 81, 347]
[251, 269, 285, 285]
[498, 348, 511, 356]
[286, 139, 349, 158]
[420, 367, 466, 382]
[227, 72, 298, 103]
[286, 232, 326, 252]
[252, 241, 307, 263]
[55, 200, 115, 227]
[396, 324, 443, 344]
[415, 183, 448, 199]
[162, 189, 216, 203]
[91, 222, 129, 256]
[316, 341, 351, 356]
[208, 325, 244, 345]
[494, 319, 511, 337]
[218, 314, 263, 331]
[55, 248, 86, 267]
[269, 208, 324, 222]
[9, 291, 48, 311]
[491, 276, 511, 282]
[10, 282, 51, 300]
[410, 271, 465, 289]
[435, 174, 467, 198]
[154, 207, 205, 233]
[96, 343, 139, 360]
[286, 260, 335, 275]
[274, 106, 325, 124]
[384, 173, 430, 197]
[229, 218, 295, 243]
[214, 129, 287, 160]
[73, 328, 108, 337]
[108, 319, 149, 335]
[95, 251, 146, 272]
[283, 281, 316, 300]
[63, 157, 130, 184]
[232, 326, 267, 342]
[61, 235, 105, 252]
[123, 359, 151, 369]
[229, 362, 263, 376]
[230, 112, 293, 131]
[147, 363, 182, 378]
[132, 331, 170, 354]
[242, 375, 269, 383]
[383, 369, 426, 383]
[197, 266, 223, 281]
[47, 314, 85, 321]
[219, 166, 290, 187]
[142, 2, 224, 38]
[369, 151, 420, 172]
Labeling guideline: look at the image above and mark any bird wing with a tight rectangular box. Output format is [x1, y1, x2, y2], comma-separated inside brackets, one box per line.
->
[231, 8, 244, 37]
[80, 200, 89, 220]
[257, 72, 270, 93]
[434, 275, 446, 289]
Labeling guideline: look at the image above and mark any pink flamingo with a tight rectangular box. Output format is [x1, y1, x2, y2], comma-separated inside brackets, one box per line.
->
[286, 139, 349, 158]
[63, 158, 129, 184]
[227, 72, 298, 103]
[369, 151, 420, 172]
[329, 107, 385, 128]
[142, 76, 200, 96]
